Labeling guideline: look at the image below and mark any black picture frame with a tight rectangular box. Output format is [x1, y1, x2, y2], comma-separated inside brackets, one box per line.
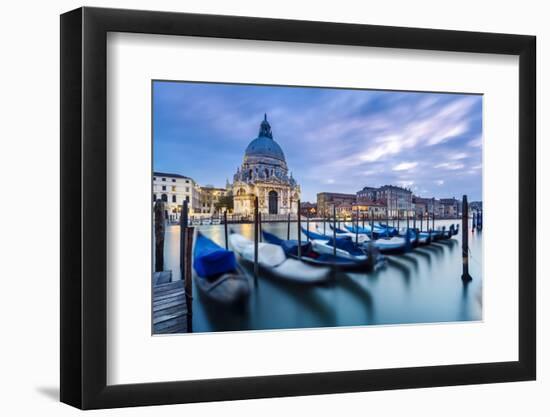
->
[60, 6, 536, 410]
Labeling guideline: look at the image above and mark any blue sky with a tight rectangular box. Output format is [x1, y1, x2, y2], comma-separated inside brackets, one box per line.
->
[153, 81, 482, 202]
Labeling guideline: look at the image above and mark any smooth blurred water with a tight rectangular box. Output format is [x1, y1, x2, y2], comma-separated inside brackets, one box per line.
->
[159, 219, 482, 333]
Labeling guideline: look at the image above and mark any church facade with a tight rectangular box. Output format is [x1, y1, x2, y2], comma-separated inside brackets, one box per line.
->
[232, 115, 300, 216]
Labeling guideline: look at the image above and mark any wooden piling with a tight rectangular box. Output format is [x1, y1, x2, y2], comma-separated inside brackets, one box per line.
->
[478, 210, 483, 230]
[370, 209, 374, 240]
[306, 212, 310, 243]
[254, 197, 259, 279]
[362, 213, 365, 229]
[297, 200, 302, 258]
[287, 212, 291, 240]
[323, 214, 326, 235]
[179, 200, 189, 280]
[461, 195, 472, 281]
[332, 205, 337, 256]
[184, 226, 194, 332]
[355, 206, 359, 244]
[258, 211, 262, 242]
[420, 212, 423, 233]
[223, 210, 228, 250]
[432, 198, 436, 232]
[154, 200, 166, 272]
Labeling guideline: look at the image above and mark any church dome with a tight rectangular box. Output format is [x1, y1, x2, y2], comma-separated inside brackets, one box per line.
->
[244, 114, 286, 163]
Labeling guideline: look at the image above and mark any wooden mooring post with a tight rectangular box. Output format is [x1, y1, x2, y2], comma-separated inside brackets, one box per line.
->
[287, 212, 291, 240]
[179, 200, 189, 280]
[370, 209, 374, 240]
[154, 200, 165, 272]
[432, 198, 436, 232]
[224, 210, 228, 249]
[477, 210, 483, 230]
[461, 195, 472, 282]
[420, 212, 423, 233]
[258, 211, 262, 242]
[332, 205, 337, 256]
[306, 212, 310, 243]
[297, 200, 302, 258]
[253, 197, 259, 279]
[184, 226, 194, 332]
[355, 206, 359, 244]
[397, 209, 400, 231]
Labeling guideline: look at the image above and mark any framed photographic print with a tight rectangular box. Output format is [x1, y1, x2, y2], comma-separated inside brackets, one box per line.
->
[60, 7, 536, 409]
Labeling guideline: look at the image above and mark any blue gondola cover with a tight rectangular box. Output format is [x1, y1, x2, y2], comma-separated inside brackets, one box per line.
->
[194, 232, 237, 277]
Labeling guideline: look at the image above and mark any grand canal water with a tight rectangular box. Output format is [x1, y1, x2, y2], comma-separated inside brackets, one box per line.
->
[159, 219, 483, 333]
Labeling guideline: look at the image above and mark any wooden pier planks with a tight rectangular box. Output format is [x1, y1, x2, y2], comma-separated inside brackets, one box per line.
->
[153, 280, 188, 334]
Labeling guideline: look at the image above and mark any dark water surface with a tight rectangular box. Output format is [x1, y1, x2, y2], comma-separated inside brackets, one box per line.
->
[159, 220, 482, 333]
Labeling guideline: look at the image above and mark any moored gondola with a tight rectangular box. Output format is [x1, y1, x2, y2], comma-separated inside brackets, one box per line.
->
[193, 232, 250, 305]
[229, 231, 332, 284]
[263, 230, 382, 271]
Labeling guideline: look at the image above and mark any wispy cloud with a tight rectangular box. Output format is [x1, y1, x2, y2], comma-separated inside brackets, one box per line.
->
[393, 161, 418, 171]
[153, 81, 482, 201]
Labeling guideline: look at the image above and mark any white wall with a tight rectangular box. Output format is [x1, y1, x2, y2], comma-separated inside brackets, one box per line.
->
[0, 0, 545, 415]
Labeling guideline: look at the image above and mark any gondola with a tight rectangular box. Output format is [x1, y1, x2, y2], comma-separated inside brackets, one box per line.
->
[193, 232, 250, 304]
[263, 230, 382, 272]
[303, 226, 410, 254]
[321, 224, 370, 243]
[345, 223, 398, 239]
[228, 232, 332, 284]
[301, 227, 367, 260]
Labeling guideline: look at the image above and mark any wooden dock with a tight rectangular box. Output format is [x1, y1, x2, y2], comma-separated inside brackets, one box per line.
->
[153, 278, 188, 334]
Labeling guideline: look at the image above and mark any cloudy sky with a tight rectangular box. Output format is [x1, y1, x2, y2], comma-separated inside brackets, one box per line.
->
[153, 81, 482, 202]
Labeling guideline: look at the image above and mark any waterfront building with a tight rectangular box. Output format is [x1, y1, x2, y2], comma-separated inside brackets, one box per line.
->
[439, 198, 461, 218]
[413, 196, 443, 218]
[317, 192, 357, 216]
[352, 200, 387, 219]
[152, 172, 200, 220]
[376, 185, 413, 218]
[199, 186, 229, 215]
[232, 114, 300, 216]
[356, 186, 378, 201]
[469, 201, 483, 212]
[300, 202, 317, 217]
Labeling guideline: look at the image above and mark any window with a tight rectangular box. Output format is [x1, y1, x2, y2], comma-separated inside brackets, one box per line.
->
[172, 178, 176, 182]
[162, 185, 166, 191]
[162, 178, 166, 181]
[172, 186, 176, 191]
[153, 177, 156, 181]
[153, 194, 156, 201]
[161, 194, 168, 202]
[185, 180, 189, 183]
[172, 195, 177, 203]
[186, 187, 190, 192]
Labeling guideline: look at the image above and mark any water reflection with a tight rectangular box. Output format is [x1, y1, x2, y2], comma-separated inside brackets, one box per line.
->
[158, 219, 483, 333]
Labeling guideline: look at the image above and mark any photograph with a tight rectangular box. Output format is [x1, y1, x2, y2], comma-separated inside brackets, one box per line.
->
[151, 80, 483, 334]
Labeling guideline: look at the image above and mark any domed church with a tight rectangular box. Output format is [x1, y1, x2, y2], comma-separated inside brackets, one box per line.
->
[232, 114, 300, 216]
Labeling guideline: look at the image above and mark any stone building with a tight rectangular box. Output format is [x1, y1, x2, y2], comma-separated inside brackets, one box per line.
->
[374, 185, 413, 218]
[152, 172, 200, 220]
[316, 192, 357, 217]
[199, 186, 229, 215]
[232, 115, 300, 216]
[439, 198, 461, 218]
